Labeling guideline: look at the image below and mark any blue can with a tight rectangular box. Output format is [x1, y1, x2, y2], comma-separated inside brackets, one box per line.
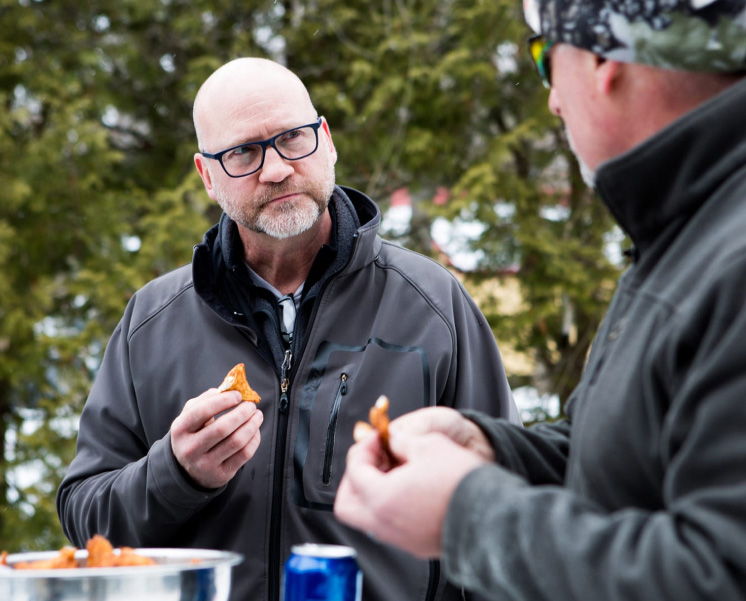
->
[282, 543, 362, 601]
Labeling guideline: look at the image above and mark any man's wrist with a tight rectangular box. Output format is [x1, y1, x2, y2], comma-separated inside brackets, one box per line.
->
[465, 420, 497, 463]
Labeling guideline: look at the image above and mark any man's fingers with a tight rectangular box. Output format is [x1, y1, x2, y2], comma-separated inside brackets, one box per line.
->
[217, 421, 263, 476]
[388, 406, 483, 450]
[177, 390, 243, 433]
[347, 429, 391, 467]
[334, 461, 385, 534]
[336, 432, 486, 558]
[173, 404, 264, 489]
[205, 408, 263, 465]
[388, 407, 455, 438]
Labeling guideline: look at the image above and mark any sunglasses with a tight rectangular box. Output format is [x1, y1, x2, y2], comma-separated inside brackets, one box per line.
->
[528, 34, 555, 89]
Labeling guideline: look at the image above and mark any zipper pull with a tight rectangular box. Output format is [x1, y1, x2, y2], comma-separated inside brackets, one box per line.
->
[340, 373, 348, 395]
[281, 349, 292, 377]
[279, 379, 289, 413]
[279, 350, 292, 413]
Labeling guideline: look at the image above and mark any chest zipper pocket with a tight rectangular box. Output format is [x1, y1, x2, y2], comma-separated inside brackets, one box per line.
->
[322, 373, 348, 486]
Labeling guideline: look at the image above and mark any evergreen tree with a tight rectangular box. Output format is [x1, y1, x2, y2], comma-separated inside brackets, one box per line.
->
[0, 0, 622, 549]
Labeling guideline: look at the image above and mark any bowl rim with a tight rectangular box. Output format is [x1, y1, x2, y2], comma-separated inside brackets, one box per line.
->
[0, 548, 243, 579]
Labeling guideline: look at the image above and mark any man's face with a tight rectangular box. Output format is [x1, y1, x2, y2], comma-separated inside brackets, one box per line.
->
[547, 44, 622, 185]
[208, 125, 337, 239]
[195, 68, 338, 240]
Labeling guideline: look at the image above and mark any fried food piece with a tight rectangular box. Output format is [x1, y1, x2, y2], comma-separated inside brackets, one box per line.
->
[368, 395, 391, 454]
[3, 535, 156, 570]
[86, 534, 114, 567]
[87, 535, 156, 567]
[12, 546, 77, 570]
[217, 363, 261, 403]
[354, 395, 395, 465]
[115, 548, 157, 566]
[94, 547, 157, 567]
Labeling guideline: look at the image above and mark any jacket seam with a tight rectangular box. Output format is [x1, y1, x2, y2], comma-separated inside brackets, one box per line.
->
[378, 240, 486, 322]
[127, 281, 195, 343]
[374, 246, 457, 350]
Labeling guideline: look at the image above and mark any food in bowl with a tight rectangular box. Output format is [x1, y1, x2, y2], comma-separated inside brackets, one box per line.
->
[1, 535, 157, 569]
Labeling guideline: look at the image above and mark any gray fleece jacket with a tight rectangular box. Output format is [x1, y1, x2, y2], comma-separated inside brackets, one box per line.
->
[442, 78, 746, 600]
[57, 185, 520, 601]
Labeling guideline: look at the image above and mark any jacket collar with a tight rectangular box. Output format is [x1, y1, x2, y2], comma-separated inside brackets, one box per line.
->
[595, 77, 746, 256]
[192, 185, 381, 316]
[337, 185, 382, 273]
[215, 185, 375, 280]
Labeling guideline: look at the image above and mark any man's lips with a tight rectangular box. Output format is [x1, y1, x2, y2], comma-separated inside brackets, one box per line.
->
[263, 191, 301, 205]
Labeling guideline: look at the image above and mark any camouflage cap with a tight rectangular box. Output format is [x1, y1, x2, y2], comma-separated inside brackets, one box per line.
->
[523, 0, 746, 72]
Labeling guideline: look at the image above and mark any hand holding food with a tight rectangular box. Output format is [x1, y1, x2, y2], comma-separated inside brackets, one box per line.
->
[337, 417, 492, 558]
[170, 367, 264, 489]
[382, 406, 497, 463]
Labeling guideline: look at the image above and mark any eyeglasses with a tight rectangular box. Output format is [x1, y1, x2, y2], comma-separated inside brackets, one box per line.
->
[528, 34, 555, 89]
[200, 118, 323, 178]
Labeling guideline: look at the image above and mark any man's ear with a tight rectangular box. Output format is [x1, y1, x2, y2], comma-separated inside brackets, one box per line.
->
[595, 57, 622, 95]
[320, 117, 338, 165]
[194, 153, 217, 200]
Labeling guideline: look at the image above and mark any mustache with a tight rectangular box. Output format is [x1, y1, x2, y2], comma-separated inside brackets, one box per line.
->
[257, 182, 304, 205]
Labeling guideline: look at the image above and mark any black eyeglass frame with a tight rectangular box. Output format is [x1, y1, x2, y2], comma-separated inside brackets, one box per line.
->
[528, 34, 555, 89]
[200, 117, 323, 178]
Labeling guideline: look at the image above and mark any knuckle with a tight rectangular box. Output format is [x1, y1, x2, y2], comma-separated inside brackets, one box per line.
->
[211, 418, 236, 440]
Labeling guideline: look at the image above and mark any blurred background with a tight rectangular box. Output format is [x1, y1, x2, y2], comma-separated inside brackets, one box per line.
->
[0, 0, 627, 550]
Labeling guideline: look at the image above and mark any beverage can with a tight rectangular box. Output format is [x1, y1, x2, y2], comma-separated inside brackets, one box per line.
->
[282, 543, 362, 601]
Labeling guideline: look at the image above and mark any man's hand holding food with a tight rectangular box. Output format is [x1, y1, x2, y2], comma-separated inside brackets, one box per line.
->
[335, 406, 495, 558]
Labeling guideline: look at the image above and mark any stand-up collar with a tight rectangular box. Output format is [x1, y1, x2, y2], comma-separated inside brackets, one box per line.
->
[595, 77, 746, 257]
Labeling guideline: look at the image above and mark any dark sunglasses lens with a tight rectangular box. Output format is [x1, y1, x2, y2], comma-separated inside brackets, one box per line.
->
[542, 51, 552, 87]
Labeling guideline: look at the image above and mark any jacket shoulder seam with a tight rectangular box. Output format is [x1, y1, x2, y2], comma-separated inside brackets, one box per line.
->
[127, 281, 196, 343]
[377, 240, 486, 322]
[374, 242, 459, 342]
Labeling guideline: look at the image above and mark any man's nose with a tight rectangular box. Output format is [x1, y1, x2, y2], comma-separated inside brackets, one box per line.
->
[258, 147, 294, 183]
[548, 87, 561, 117]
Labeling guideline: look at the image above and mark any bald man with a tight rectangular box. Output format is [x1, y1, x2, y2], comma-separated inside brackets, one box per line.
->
[57, 57, 520, 601]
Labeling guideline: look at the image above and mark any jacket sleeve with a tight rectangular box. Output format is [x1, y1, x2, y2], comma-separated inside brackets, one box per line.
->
[446, 277, 571, 484]
[56, 302, 223, 548]
[441, 271, 746, 601]
[444, 281, 522, 425]
[463, 411, 571, 485]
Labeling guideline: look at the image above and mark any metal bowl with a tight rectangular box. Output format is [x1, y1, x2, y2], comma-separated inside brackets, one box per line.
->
[0, 547, 243, 601]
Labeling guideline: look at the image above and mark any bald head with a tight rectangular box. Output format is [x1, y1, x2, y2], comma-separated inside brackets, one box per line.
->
[193, 58, 317, 151]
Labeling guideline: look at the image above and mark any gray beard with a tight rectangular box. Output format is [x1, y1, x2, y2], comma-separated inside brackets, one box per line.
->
[565, 126, 597, 188]
[213, 174, 335, 239]
[253, 193, 324, 239]
[577, 158, 597, 189]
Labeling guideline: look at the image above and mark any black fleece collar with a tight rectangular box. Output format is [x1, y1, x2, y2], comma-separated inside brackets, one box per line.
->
[595, 77, 746, 257]
[216, 185, 361, 292]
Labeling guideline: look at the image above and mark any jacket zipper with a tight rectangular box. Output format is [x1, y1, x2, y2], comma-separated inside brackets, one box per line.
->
[322, 373, 348, 485]
[268, 349, 292, 601]
[267, 238, 359, 601]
